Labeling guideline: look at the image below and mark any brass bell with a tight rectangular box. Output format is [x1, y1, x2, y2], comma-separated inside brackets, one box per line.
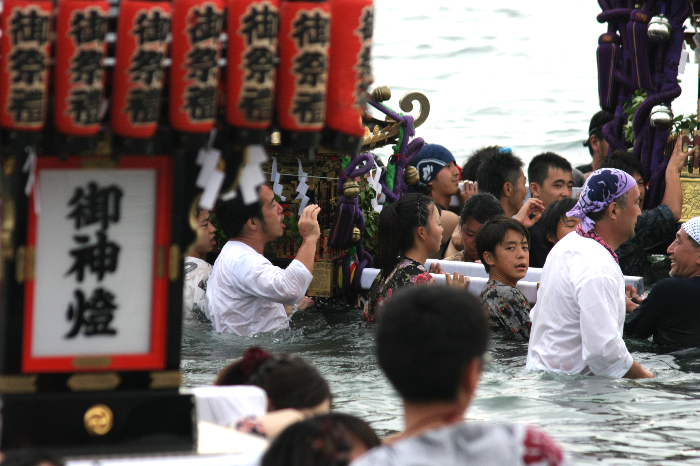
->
[351, 227, 361, 243]
[342, 180, 360, 198]
[371, 86, 391, 102]
[404, 165, 419, 185]
[648, 15, 671, 42]
[649, 105, 673, 129]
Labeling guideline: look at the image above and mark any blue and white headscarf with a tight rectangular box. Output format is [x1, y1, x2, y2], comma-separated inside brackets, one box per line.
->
[682, 216, 700, 244]
[566, 168, 637, 233]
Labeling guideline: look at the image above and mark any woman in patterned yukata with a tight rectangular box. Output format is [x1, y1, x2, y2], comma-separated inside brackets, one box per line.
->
[364, 193, 468, 321]
[475, 216, 532, 341]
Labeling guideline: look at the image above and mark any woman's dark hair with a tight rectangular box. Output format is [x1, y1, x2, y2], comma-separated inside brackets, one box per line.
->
[214, 187, 264, 239]
[328, 413, 380, 450]
[540, 198, 578, 245]
[378, 193, 436, 277]
[475, 216, 530, 273]
[262, 414, 353, 466]
[376, 286, 488, 403]
[215, 347, 331, 411]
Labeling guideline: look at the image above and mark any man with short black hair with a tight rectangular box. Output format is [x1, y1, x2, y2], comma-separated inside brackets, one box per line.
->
[625, 217, 700, 349]
[527, 152, 574, 267]
[207, 185, 321, 335]
[527, 168, 654, 379]
[599, 142, 685, 283]
[443, 193, 504, 261]
[476, 148, 528, 218]
[461, 145, 501, 182]
[351, 286, 568, 466]
[578, 110, 614, 174]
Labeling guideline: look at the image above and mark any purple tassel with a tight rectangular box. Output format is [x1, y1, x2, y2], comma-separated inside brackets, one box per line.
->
[628, 8, 654, 91]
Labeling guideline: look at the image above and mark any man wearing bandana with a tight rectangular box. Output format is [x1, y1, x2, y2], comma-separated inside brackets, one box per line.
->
[624, 216, 700, 350]
[526, 168, 654, 378]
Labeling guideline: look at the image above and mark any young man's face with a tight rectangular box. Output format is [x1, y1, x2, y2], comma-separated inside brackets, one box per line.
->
[531, 167, 573, 208]
[258, 185, 285, 240]
[193, 209, 217, 255]
[510, 168, 528, 213]
[429, 162, 460, 200]
[488, 230, 529, 284]
[460, 217, 483, 262]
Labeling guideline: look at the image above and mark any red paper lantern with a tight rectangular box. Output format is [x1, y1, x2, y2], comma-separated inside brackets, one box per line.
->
[169, 0, 224, 134]
[111, 0, 171, 140]
[275, 0, 331, 148]
[0, 0, 53, 131]
[324, 0, 373, 152]
[226, 0, 280, 144]
[53, 0, 110, 137]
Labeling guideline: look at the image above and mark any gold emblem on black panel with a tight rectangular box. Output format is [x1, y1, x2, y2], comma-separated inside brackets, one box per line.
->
[84, 404, 114, 436]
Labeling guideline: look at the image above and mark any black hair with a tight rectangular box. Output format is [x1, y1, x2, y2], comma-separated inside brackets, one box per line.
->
[527, 152, 572, 187]
[599, 149, 645, 182]
[376, 286, 489, 403]
[458, 193, 505, 228]
[262, 414, 352, 466]
[216, 352, 331, 411]
[539, 198, 578, 245]
[214, 187, 264, 238]
[462, 146, 501, 182]
[475, 150, 524, 200]
[475, 217, 530, 273]
[585, 110, 614, 156]
[328, 413, 381, 450]
[378, 193, 436, 278]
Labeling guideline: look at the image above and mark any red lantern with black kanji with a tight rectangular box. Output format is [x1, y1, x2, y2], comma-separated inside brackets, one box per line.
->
[275, 0, 330, 148]
[53, 0, 109, 137]
[111, 0, 171, 139]
[169, 0, 223, 134]
[0, 0, 53, 131]
[324, 0, 373, 151]
[226, 0, 280, 144]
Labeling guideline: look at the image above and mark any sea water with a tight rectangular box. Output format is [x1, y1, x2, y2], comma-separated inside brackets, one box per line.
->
[183, 2, 700, 464]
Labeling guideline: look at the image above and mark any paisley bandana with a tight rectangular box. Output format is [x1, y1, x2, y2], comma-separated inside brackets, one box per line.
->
[682, 216, 700, 244]
[566, 168, 636, 233]
[575, 223, 619, 263]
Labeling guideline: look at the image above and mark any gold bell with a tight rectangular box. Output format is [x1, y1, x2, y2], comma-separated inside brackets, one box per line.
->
[342, 180, 360, 198]
[404, 165, 419, 185]
[351, 227, 361, 243]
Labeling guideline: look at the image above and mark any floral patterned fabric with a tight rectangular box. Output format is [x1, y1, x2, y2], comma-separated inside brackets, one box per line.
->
[479, 280, 531, 341]
[363, 257, 435, 322]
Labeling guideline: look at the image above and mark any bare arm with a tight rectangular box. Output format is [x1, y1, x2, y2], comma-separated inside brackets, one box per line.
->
[294, 205, 321, 273]
[660, 135, 685, 221]
[623, 359, 654, 379]
[444, 225, 462, 257]
[440, 210, 459, 246]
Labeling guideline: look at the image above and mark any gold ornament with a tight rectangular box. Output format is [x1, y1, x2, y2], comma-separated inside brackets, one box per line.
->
[342, 180, 360, 198]
[84, 404, 114, 436]
[404, 166, 419, 185]
[351, 227, 361, 243]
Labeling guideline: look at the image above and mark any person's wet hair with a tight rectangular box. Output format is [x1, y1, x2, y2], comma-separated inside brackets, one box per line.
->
[458, 193, 504, 228]
[214, 186, 264, 238]
[376, 286, 489, 403]
[462, 146, 501, 182]
[216, 347, 331, 411]
[262, 414, 353, 466]
[540, 198, 578, 245]
[475, 217, 530, 273]
[475, 149, 524, 200]
[377, 193, 436, 278]
[584, 110, 614, 155]
[527, 152, 572, 187]
[598, 150, 645, 182]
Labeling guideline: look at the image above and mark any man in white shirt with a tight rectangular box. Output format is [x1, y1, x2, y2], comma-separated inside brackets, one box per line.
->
[207, 185, 320, 335]
[526, 168, 654, 379]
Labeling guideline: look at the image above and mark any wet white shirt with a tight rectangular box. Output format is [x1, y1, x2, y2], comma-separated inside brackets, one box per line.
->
[183, 256, 213, 324]
[526, 232, 633, 377]
[207, 241, 313, 336]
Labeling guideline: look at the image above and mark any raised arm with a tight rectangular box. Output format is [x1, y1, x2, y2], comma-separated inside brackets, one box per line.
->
[660, 135, 686, 221]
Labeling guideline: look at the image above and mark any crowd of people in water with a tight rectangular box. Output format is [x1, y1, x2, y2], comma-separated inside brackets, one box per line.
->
[176, 109, 700, 464]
